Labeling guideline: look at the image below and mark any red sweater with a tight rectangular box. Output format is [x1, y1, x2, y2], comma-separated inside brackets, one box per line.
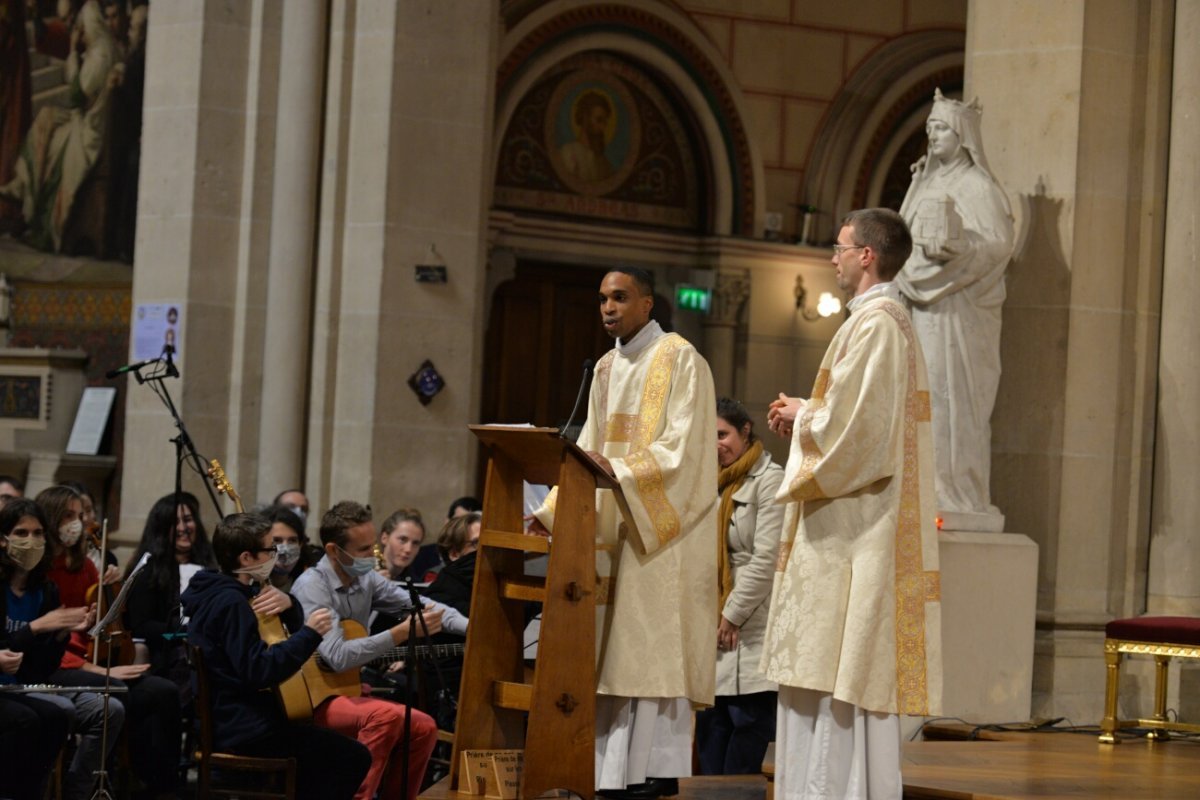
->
[46, 554, 99, 669]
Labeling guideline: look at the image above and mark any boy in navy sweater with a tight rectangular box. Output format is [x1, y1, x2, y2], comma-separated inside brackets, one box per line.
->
[183, 512, 369, 800]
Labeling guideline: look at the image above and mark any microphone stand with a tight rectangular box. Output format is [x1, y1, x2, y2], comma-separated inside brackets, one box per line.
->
[126, 345, 224, 520]
[560, 358, 594, 442]
[400, 577, 452, 800]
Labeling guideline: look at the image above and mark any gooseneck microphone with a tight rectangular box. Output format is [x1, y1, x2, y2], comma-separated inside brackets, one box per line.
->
[105, 358, 161, 379]
[560, 358, 595, 440]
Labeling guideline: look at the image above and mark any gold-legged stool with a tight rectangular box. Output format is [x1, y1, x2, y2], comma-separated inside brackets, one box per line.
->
[1099, 616, 1200, 744]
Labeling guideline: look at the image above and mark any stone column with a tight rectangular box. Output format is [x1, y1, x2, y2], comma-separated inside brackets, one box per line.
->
[120, 2, 255, 538]
[256, 2, 328, 498]
[1148, 2, 1200, 617]
[704, 268, 750, 398]
[968, 0, 1172, 720]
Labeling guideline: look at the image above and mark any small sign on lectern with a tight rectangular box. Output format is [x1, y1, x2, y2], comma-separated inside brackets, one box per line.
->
[460, 749, 523, 799]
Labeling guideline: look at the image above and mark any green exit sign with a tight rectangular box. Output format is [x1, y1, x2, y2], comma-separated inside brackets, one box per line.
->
[676, 285, 711, 313]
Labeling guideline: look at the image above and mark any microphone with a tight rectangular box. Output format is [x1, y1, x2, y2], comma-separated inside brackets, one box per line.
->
[163, 344, 179, 378]
[106, 358, 160, 379]
[560, 358, 594, 440]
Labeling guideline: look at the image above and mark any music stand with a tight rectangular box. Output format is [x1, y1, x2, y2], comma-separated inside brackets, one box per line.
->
[86, 552, 150, 800]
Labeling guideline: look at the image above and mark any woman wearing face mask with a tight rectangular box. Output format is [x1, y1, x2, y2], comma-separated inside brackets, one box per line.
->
[1, 497, 121, 800]
[264, 504, 315, 593]
[39, 485, 185, 798]
[59, 481, 120, 586]
[125, 492, 217, 695]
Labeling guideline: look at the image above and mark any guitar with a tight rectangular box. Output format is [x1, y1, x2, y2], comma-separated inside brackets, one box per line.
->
[292, 618, 466, 718]
[208, 458, 313, 722]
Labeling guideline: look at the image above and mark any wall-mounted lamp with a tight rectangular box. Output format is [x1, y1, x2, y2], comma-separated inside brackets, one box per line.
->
[794, 274, 841, 321]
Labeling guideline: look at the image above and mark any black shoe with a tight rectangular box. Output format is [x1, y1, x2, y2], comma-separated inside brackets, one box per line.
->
[598, 777, 679, 799]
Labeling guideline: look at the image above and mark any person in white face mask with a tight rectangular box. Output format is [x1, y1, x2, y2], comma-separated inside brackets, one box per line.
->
[291, 500, 470, 800]
[265, 504, 314, 593]
[181, 512, 371, 800]
[2, 496, 116, 800]
[37, 485, 186, 796]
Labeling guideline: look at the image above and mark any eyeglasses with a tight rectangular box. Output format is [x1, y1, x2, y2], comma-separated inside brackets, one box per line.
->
[250, 545, 280, 555]
[831, 244, 866, 257]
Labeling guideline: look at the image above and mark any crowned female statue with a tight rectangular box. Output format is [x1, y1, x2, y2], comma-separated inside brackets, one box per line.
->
[897, 89, 1014, 532]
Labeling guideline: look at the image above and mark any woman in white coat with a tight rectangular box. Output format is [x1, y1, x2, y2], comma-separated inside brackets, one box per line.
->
[696, 398, 785, 774]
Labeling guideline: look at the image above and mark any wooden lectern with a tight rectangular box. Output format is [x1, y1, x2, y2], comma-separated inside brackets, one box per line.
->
[448, 425, 629, 800]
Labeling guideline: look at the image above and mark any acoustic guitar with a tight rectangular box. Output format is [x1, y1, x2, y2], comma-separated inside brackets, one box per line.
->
[290, 618, 466, 720]
[208, 458, 314, 722]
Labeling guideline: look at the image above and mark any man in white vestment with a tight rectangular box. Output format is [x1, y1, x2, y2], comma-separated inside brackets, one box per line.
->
[765, 209, 943, 800]
[530, 268, 718, 799]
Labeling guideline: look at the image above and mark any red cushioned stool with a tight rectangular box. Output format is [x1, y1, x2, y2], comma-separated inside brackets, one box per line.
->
[1099, 616, 1200, 743]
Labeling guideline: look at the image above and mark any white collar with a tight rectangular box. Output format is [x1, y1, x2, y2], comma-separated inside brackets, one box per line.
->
[847, 281, 898, 313]
[616, 319, 665, 357]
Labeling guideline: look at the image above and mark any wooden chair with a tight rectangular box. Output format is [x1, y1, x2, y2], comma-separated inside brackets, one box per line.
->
[190, 645, 297, 798]
[1099, 616, 1200, 743]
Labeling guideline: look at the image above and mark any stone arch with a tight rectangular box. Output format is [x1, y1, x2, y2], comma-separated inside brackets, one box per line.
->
[802, 30, 965, 242]
[494, 0, 763, 237]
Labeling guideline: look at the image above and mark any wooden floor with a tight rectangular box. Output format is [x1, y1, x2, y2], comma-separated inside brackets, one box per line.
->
[424, 725, 1200, 800]
[902, 724, 1200, 799]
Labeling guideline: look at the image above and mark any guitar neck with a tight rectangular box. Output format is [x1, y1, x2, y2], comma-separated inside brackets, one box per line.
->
[369, 642, 465, 666]
[314, 641, 465, 671]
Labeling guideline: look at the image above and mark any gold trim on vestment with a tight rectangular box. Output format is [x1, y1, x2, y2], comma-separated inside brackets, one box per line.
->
[924, 571, 940, 602]
[605, 334, 686, 546]
[596, 576, 614, 605]
[594, 351, 616, 446]
[812, 368, 831, 400]
[878, 300, 934, 716]
[915, 391, 931, 423]
[631, 334, 686, 449]
[605, 414, 638, 443]
[627, 448, 679, 545]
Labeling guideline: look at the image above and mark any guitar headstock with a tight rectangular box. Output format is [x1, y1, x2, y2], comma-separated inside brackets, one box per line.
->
[208, 458, 245, 514]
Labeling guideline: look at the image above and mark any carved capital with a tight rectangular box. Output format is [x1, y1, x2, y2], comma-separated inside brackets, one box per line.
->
[707, 268, 751, 326]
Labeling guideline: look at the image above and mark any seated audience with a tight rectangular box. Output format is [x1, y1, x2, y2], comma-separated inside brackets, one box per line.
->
[273, 489, 311, 526]
[39, 485, 183, 798]
[125, 492, 217, 693]
[378, 507, 427, 583]
[0, 498, 118, 800]
[292, 501, 469, 799]
[424, 512, 481, 617]
[263, 505, 316, 592]
[0, 647, 72, 800]
[0, 473, 24, 500]
[182, 512, 370, 800]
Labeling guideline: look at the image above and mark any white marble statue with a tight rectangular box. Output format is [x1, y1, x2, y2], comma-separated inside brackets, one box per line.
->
[896, 89, 1014, 532]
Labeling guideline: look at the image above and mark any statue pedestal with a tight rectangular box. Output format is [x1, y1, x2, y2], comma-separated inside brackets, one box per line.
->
[935, 531, 1038, 724]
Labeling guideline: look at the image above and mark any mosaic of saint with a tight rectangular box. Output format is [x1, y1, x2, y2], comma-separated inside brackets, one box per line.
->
[495, 52, 705, 232]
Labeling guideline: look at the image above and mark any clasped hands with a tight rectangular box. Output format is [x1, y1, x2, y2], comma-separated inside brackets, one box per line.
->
[767, 392, 805, 439]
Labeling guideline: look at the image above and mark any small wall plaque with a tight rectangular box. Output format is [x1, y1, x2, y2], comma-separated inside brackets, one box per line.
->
[407, 359, 445, 405]
[415, 265, 448, 283]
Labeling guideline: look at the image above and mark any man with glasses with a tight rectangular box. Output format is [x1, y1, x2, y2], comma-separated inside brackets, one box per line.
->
[764, 209, 943, 799]
[183, 512, 370, 799]
[292, 500, 467, 800]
